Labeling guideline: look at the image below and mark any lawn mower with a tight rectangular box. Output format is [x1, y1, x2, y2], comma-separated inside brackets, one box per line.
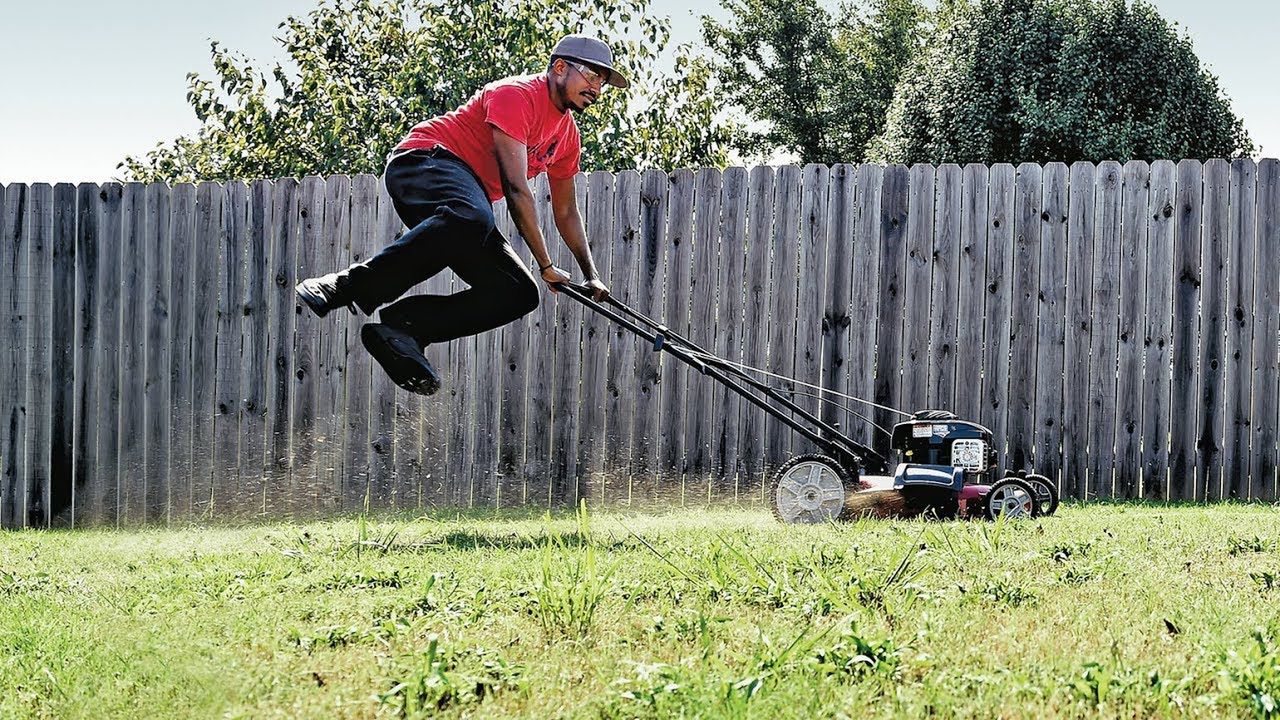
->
[555, 282, 1060, 524]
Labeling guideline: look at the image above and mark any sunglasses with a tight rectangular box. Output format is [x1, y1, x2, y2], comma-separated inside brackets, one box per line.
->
[566, 61, 610, 90]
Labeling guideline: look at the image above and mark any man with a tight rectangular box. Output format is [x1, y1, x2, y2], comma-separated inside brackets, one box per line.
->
[295, 34, 621, 395]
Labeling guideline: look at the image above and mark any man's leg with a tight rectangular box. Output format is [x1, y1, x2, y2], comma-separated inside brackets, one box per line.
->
[378, 228, 540, 345]
[295, 148, 488, 317]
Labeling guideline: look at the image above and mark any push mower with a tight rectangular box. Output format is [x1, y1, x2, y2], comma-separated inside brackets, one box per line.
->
[555, 283, 1059, 524]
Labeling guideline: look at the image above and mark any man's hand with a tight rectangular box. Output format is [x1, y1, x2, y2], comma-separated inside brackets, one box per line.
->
[540, 264, 572, 293]
[584, 278, 610, 302]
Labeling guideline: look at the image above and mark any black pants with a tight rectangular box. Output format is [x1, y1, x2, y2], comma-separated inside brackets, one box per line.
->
[344, 147, 539, 344]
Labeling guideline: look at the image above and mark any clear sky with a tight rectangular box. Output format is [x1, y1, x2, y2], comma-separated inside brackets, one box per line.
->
[1, 0, 1276, 184]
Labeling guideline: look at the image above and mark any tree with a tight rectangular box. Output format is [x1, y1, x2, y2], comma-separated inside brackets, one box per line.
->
[701, 0, 926, 165]
[869, 0, 1253, 165]
[120, 0, 737, 183]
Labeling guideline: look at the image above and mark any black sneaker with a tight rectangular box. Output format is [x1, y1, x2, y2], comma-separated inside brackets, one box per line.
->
[295, 272, 358, 318]
[360, 323, 441, 396]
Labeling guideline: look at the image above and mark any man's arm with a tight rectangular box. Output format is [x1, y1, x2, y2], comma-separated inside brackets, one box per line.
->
[492, 127, 566, 289]
[549, 174, 609, 300]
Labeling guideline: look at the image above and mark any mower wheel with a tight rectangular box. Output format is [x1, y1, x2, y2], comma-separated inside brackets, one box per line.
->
[985, 477, 1038, 520]
[769, 454, 858, 524]
[1025, 473, 1059, 517]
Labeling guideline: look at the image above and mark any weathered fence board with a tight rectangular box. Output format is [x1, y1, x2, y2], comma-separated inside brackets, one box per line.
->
[821, 165, 855, 445]
[848, 164, 883, 451]
[72, 183, 101, 525]
[266, 179, 298, 516]
[343, 176, 376, 510]
[1199, 159, 1230, 500]
[25, 184, 52, 528]
[119, 183, 147, 523]
[713, 167, 749, 499]
[578, 171, 614, 504]
[94, 184, 124, 523]
[795, 164, 830, 457]
[318, 176, 351, 510]
[190, 183, 221, 517]
[739, 167, 774, 493]
[766, 166, 802, 470]
[2, 183, 29, 528]
[902, 164, 934, 415]
[524, 174, 556, 507]
[686, 167, 723, 500]
[1062, 163, 1095, 499]
[982, 165, 1015, 472]
[1224, 159, 1257, 499]
[1113, 161, 1149, 498]
[548, 176, 587, 505]
[7, 158, 1280, 527]
[290, 178, 324, 513]
[1007, 163, 1041, 472]
[1251, 159, 1280, 502]
[1087, 162, 1123, 499]
[1141, 161, 1177, 500]
[660, 169, 695, 495]
[237, 181, 271, 516]
[367, 174, 400, 510]
[954, 164, 988, 424]
[1170, 160, 1205, 501]
[212, 182, 246, 515]
[928, 164, 961, 411]
[630, 169, 668, 503]
[143, 183, 172, 522]
[873, 165, 909, 462]
[603, 170, 641, 504]
[168, 184, 196, 521]
[50, 184, 76, 526]
[1032, 163, 1068, 486]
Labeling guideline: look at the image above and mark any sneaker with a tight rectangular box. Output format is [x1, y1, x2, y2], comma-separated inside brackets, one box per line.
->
[360, 323, 441, 396]
[295, 272, 359, 318]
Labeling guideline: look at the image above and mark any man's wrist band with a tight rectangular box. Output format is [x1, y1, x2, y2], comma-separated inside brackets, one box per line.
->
[539, 262, 554, 272]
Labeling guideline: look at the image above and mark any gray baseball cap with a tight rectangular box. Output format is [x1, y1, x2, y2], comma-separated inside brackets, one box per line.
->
[550, 34, 630, 89]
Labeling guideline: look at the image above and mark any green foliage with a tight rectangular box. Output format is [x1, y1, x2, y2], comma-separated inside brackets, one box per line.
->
[120, 0, 735, 183]
[870, 0, 1253, 165]
[702, 0, 926, 164]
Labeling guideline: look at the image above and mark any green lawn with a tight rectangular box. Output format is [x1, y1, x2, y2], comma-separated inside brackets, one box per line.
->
[3, 503, 1280, 719]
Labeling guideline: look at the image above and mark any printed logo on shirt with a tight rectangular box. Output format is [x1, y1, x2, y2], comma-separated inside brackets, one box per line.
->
[529, 139, 559, 169]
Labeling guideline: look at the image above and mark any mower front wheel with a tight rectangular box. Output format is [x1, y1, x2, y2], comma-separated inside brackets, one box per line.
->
[769, 454, 858, 524]
[985, 477, 1038, 520]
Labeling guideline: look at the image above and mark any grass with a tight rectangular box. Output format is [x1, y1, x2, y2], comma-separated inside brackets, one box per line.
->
[2, 502, 1280, 719]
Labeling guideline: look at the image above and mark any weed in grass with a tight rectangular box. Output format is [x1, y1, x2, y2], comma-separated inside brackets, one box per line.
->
[1229, 534, 1274, 556]
[1251, 571, 1279, 593]
[533, 503, 615, 640]
[1048, 540, 1093, 563]
[1222, 628, 1280, 718]
[809, 620, 901, 681]
[1058, 564, 1095, 585]
[377, 636, 524, 717]
[971, 574, 1038, 606]
[320, 568, 405, 591]
[0, 569, 51, 595]
[610, 661, 686, 713]
[288, 625, 365, 652]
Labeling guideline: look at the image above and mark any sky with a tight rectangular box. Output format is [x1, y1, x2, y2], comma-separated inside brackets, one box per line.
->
[1, 0, 1277, 184]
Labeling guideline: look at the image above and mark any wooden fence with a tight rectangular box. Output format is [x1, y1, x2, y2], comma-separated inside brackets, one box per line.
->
[1, 158, 1277, 528]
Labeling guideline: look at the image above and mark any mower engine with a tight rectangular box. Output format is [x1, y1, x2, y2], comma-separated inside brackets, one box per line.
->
[891, 410, 997, 485]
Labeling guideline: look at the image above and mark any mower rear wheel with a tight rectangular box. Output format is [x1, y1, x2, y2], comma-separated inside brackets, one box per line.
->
[1025, 473, 1059, 517]
[769, 454, 857, 524]
[985, 478, 1038, 520]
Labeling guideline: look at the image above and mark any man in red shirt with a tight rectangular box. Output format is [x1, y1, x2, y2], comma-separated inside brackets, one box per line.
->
[296, 35, 623, 395]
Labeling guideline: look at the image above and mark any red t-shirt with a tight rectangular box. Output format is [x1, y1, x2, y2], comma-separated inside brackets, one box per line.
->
[395, 74, 581, 202]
